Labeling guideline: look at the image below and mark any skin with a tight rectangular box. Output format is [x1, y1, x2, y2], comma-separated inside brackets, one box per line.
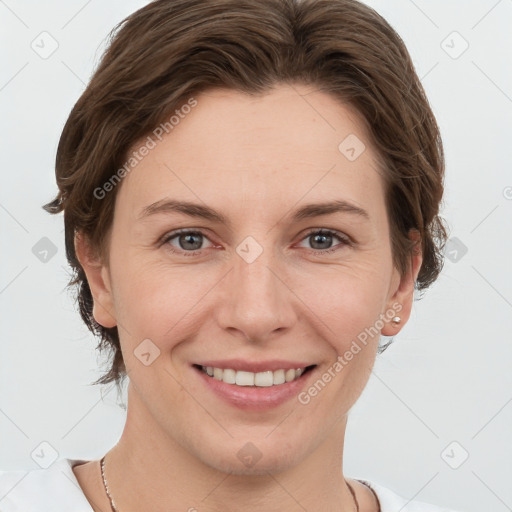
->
[73, 83, 422, 512]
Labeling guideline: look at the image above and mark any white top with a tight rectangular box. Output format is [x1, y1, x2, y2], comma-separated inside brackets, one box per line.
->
[0, 458, 462, 511]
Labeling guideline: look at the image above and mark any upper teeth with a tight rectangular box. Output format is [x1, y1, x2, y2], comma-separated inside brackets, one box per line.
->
[201, 366, 306, 387]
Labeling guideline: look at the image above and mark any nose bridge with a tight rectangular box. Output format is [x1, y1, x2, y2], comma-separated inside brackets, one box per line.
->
[217, 235, 295, 340]
[236, 243, 279, 297]
[234, 237, 284, 307]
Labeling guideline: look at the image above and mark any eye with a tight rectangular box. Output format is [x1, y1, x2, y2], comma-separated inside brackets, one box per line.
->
[297, 228, 352, 253]
[161, 229, 214, 254]
[160, 227, 352, 256]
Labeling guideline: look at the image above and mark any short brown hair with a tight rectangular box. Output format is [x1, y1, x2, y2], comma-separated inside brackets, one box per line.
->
[43, 0, 448, 390]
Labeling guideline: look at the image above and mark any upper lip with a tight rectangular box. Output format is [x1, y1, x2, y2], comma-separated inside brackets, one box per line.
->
[194, 359, 316, 373]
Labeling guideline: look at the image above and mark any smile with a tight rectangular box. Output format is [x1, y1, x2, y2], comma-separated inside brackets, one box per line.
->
[198, 365, 316, 387]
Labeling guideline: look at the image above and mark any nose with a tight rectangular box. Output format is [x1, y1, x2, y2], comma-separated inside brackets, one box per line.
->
[215, 242, 297, 343]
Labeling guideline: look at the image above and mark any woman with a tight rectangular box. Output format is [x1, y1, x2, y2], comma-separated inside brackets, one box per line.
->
[0, 0, 461, 510]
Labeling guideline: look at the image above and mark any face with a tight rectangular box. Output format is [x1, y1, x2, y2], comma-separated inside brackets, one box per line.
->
[78, 83, 421, 475]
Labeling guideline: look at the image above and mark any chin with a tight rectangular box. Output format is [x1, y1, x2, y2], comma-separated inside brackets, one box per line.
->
[199, 443, 304, 476]
[208, 457, 299, 476]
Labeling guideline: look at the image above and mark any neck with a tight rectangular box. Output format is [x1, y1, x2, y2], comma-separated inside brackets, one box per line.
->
[104, 384, 356, 512]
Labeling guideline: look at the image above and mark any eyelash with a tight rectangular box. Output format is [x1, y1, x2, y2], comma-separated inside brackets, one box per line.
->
[160, 228, 353, 256]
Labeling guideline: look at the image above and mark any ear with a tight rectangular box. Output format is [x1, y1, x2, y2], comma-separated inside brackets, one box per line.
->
[74, 231, 117, 328]
[381, 229, 422, 336]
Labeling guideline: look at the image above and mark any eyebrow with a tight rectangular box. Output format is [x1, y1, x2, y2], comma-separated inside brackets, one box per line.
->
[137, 198, 370, 225]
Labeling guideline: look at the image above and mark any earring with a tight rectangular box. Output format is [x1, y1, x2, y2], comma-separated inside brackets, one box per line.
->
[391, 316, 401, 325]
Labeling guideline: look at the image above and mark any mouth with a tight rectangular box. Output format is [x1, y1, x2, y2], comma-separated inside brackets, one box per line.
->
[193, 364, 317, 387]
[191, 358, 319, 410]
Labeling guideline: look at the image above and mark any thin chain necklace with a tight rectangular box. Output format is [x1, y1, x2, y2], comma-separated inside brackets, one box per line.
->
[100, 454, 360, 512]
[100, 455, 119, 512]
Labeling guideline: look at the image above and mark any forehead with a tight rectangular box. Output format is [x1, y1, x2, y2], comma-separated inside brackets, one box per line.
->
[115, 84, 385, 225]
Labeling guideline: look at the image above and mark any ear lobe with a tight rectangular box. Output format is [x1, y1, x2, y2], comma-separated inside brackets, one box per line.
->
[381, 229, 422, 336]
[74, 232, 117, 329]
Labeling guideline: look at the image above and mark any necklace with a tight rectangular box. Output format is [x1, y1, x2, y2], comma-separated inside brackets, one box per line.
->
[100, 454, 359, 512]
[100, 455, 119, 512]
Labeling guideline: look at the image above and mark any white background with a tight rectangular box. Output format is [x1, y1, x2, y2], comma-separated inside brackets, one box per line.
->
[1, 1, 511, 511]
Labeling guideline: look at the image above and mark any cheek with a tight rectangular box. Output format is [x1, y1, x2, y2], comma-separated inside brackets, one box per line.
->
[110, 259, 212, 342]
[294, 263, 388, 347]
[296, 273, 384, 405]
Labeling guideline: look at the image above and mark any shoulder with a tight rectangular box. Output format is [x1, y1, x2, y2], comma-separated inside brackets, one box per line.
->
[0, 458, 94, 511]
[356, 478, 464, 512]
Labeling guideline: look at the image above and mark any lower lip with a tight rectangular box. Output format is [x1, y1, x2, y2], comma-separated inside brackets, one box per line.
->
[193, 366, 316, 411]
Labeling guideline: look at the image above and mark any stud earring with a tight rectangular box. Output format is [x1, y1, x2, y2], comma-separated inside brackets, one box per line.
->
[391, 316, 401, 325]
